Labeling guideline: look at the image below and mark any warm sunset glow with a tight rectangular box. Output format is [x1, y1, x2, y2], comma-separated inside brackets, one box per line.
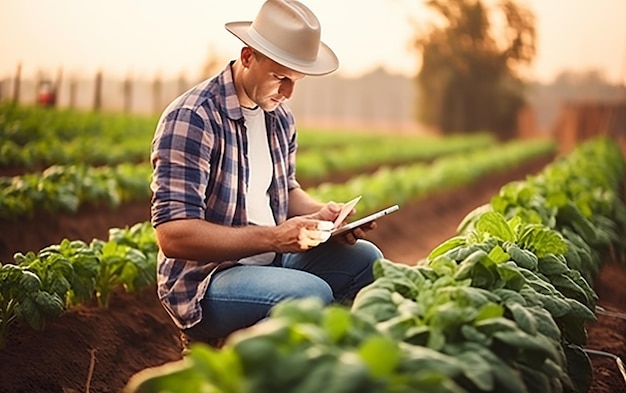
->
[1, 0, 625, 83]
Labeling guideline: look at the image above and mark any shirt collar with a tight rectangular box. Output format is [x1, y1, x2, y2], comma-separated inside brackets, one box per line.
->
[220, 61, 244, 122]
[219, 60, 280, 123]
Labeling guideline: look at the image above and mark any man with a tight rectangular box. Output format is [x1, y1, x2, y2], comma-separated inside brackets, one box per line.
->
[150, 0, 383, 348]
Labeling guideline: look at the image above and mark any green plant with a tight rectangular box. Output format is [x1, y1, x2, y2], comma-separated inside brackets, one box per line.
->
[0, 263, 63, 349]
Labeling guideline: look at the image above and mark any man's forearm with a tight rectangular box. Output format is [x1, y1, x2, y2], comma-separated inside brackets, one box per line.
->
[287, 187, 324, 217]
[155, 218, 276, 262]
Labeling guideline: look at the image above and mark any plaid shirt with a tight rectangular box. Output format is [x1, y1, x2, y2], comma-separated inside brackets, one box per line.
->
[150, 62, 300, 329]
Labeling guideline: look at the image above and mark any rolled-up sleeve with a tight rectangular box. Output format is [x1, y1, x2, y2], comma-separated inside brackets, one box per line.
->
[150, 108, 213, 227]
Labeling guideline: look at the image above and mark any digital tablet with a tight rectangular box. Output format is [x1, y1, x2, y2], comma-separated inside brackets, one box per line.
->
[334, 195, 362, 229]
[331, 204, 399, 236]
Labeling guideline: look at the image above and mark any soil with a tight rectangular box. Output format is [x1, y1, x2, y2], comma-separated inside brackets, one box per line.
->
[1, 154, 625, 393]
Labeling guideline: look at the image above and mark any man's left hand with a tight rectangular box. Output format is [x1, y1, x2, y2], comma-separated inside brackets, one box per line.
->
[334, 221, 377, 245]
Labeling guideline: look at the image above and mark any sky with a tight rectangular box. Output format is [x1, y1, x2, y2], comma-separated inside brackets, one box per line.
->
[1, 0, 625, 84]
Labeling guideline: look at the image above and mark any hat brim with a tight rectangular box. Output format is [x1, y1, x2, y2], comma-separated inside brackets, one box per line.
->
[225, 21, 339, 76]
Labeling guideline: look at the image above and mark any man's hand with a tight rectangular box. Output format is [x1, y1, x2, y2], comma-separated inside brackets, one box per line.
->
[334, 221, 377, 245]
[310, 201, 378, 245]
[284, 192, 378, 248]
[272, 216, 334, 253]
[309, 200, 342, 222]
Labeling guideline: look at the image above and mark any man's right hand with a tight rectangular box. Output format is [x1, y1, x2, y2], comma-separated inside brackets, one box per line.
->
[271, 216, 333, 253]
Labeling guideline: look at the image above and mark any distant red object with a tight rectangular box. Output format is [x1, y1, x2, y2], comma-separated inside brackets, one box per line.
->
[37, 81, 56, 107]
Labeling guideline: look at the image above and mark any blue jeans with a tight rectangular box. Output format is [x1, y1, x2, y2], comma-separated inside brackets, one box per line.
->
[185, 239, 382, 340]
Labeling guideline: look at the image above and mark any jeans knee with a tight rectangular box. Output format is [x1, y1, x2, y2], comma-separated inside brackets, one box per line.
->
[355, 239, 384, 264]
[289, 276, 333, 304]
[309, 280, 334, 304]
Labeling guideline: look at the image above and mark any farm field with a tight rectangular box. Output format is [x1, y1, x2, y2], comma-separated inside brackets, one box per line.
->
[1, 154, 624, 392]
[0, 106, 625, 393]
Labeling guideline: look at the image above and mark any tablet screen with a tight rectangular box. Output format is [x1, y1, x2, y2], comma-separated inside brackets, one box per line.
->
[331, 205, 399, 236]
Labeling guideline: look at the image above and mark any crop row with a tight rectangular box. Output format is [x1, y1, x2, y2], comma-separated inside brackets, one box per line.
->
[124, 137, 625, 393]
[309, 138, 555, 217]
[0, 103, 156, 168]
[0, 222, 156, 349]
[0, 163, 152, 219]
[1, 104, 490, 171]
[0, 139, 553, 220]
[296, 133, 495, 180]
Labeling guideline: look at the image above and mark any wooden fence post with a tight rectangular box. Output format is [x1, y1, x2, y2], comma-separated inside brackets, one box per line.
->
[35, 70, 42, 104]
[94, 70, 102, 112]
[13, 63, 21, 105]
[123, 73, 132, 113]
[53, 67, 62, 108]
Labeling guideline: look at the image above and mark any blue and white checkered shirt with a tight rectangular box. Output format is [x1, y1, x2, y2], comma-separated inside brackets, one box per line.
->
[150, 62, 300, 329]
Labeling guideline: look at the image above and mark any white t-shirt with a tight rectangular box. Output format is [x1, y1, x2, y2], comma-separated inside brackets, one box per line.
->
[238, 106, 276, 265]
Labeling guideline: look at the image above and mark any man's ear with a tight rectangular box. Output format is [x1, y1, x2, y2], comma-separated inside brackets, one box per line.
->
[241, 47, 254, 68]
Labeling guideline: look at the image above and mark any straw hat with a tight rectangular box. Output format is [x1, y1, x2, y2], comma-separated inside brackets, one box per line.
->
[225, 0, 339, 76]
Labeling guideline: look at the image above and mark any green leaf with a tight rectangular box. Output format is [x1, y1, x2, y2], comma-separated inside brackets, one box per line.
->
[505, 243, 538, 270]
[518, 364, 552, 393]
[474, 211, 516, 242]
[33, 291, 64, 317]
[13, 251, 37, 265]
[497, 262, 525, 291]
[427, 327, 446, 351]
[453, 250, 487, 281]
[557, 202, 598, 242]
[404, 325, 431, 346]
[528, 307, 561, 341]
[457, 351, 494, 391]
[537, 254, 570, 276]
[322, 306, 352, 343]
[460, 324, 491, 346]
[549, 273, 592, 308]
[430, 255, 459, 277]
[457, 203, 493, 235]
[18, 268, 42, 293]
[507, 302, 537, 335]
[455, 287, 497, 308]
[373, 259, 421, 298]
[474, 303, 505, 322]
[487, 245, 510, 264]
[492, 288, 527, 306]
[460, 343, 528, 393]
[357, 336, 400, 378]
[534, 292, 571, 318]
[14, 297, 44, 330]
[271, 297, 324, 324]
[563, 298, 595, 321]
[120, 262, 139, 291]
[470, 261, 497, 289]
[518, 225, 567, 257]
[564, 345, 592, 393]
[493, 330, 559, 362]
[428, 236, 467, 260]
[352, 285, 397, 323]
[125, 347, 242, 393]
[474, 316, 516, 335]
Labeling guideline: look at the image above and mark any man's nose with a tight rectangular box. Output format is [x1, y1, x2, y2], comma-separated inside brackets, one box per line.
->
[279, 79, 294, 99]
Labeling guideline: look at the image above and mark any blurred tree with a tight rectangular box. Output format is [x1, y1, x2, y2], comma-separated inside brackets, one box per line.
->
[551, 69, 619, 98]
[413, 0, 536, 138]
